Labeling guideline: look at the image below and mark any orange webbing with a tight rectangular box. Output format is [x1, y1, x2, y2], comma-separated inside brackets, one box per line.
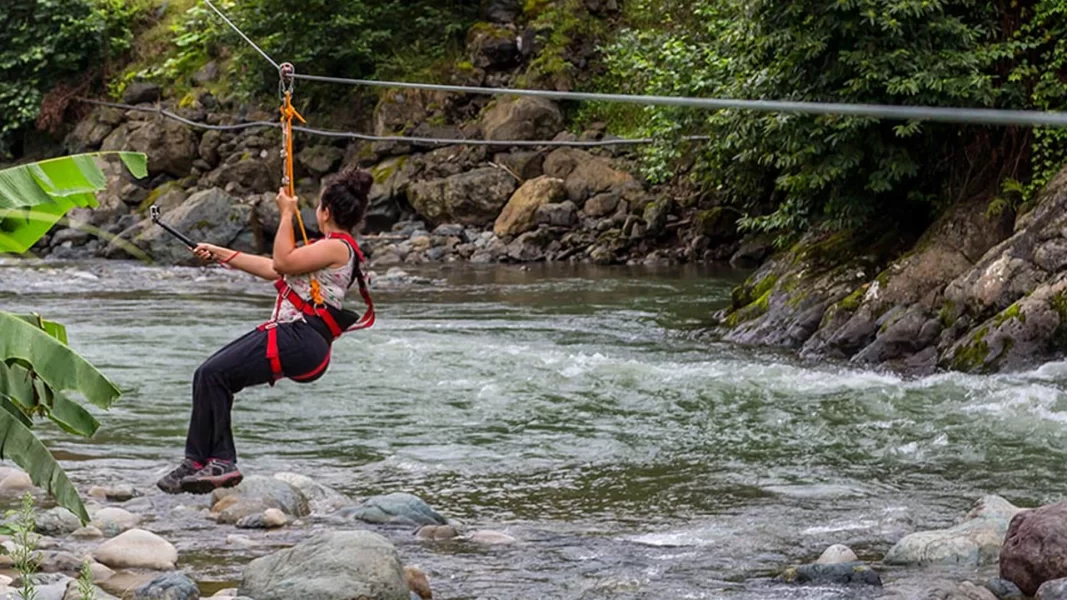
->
[279, 91, 324, 305]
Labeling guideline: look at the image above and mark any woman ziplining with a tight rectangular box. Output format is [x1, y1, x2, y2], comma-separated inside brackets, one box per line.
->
[154, 63, 376, 494]
[156, 169, 375, 494]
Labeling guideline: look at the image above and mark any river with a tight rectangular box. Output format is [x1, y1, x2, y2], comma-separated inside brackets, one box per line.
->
[1, 257, 1065, 599]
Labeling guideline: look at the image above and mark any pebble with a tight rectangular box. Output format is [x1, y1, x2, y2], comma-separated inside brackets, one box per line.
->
[467, 530, 517, 545]
[90, 507, 140, 536]
[0, 472, 34, 492]
[816, 544, 858, 565]
[72, 526, 104, 540]
[263, 508, 286, 528]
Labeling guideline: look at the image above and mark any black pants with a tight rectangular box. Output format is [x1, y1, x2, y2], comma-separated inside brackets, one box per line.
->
[184, 319, 332, 463]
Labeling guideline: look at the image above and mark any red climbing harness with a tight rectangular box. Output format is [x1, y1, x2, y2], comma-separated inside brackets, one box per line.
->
[257, 231, 375, 383]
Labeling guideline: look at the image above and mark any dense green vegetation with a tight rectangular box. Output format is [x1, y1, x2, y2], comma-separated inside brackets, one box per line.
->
[588, 0, 1067, 243]
[8, 0, 1067, 245]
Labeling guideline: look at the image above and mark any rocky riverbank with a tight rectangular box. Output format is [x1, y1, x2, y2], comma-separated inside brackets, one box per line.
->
[713, 165, 1067, 376]
[33, 83, 759, 273]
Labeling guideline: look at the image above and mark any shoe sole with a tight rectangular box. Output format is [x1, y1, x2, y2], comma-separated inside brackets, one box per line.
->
[157, 480, 185, 495]
[180, 471, 243, 495]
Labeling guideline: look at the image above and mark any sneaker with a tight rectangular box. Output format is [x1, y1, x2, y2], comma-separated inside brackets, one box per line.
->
[157, 458, 201, 494]
[179, 459, 243, 494]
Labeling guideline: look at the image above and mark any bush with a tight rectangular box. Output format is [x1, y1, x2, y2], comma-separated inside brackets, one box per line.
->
[0, 0, 145, 156]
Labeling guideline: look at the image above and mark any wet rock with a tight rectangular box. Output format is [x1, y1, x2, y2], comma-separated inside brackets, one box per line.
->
[132, 572, 199, 600]
[643, 198, 671, 237]
[1000, 501, 1067, 596]
[466, 530, 517, 545]
[481, 97, 564, 142]
[885, 495, 1020, 567]
[0, 471, 34, 493]
[88, 484, 138, 502]
[816, 544, 858, 565]
[36, 508, 81, 537]
[777, 562, 881, 586]
[90, 507, 141, 536]
[211, 476, 310, 524]
[340, 492, 447, 527]
[507, 228, 553, 262]
[408, 168, 517, 227]
[236, 508, 288, 530]
[272, 473, 350, 515]
[923, 581, 999, 600]
[124, 118, 198, 177]
[72, 526, 103, 540]
[985, 577, 1024, 599]
[1038, 578, 1067, 600]
[415, 525, 460, 541]
[123, 83, 162, 105]
[39, 550, 83, 573]
[92, 529, 178, 571]
[494, 176, 566, 237]
[405, 566, 432, 600]
[239, 530, 409, 600]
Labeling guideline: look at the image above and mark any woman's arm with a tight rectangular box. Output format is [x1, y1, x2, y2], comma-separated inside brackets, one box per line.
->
[272, 189, 349, 276]
[193, 244, 280, 281]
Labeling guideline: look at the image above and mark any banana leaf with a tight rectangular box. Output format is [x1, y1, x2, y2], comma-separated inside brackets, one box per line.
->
[0, 409, 89, 523]
[0, 312, 120, 410]
[0, 152, 147, 254]
[10, 314, 67, 345]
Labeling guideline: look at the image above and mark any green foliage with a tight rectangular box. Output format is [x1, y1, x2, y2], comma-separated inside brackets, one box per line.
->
[11, 492, 40, 600]
[188, 0, 479, 105]
[1004, 0, 1067, 203]
[77, 560, 95, 600]
[594, 0, 1011, 242]
[520, 0, 607, 90]
[0, 152, 147, 254]
[0, 0, 147, 156]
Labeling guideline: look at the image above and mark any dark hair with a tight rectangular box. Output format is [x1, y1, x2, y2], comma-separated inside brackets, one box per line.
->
[320, 165, 372, 231]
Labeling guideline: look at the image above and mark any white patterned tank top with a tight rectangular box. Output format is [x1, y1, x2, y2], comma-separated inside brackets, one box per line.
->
[272, 240, 355, 323]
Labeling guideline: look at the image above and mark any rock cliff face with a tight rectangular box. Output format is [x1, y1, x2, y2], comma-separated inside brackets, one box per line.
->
[716, 167, 1067, 374]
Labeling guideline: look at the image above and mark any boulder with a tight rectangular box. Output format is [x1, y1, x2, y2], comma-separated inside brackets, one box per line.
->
[494, 176, 566, 237]
[543, 148, 593, 180]
[272, 473, 350, 515]
[298, 145, 344, 176]
[408, 168, 517, 227]
[1039, 579, 1067, 600]
[90, 507, 141, 537]
[884, 495, 1021, 567]
[1001, 501, 1067, 595]
[92, 529, 177, 571]
[66, 107, 123, 153]
[35, 508, 81, 537]
[205, 159, 274, 194]
[132, 572, 199, 600]
[493, 151, 544, 181]
[339, 492, 447, 527]
[583, 192, 619, 218]
[481, 97, 564, 142]
[210, 476, 309, 524]
[123, 119, 198, 178]
[563, 156, 640, 205]
[123, 83, 162, 105]
[468, 24, 519, 69]
[238, 531, 409, 600]
[535, 201, 578, 228]
[366, 156, 416, 232]
[198, 131, 223, 168]
[923, 581, 999, 600]
[117, 188, 248, 265]
[985, 578, 1024, 599]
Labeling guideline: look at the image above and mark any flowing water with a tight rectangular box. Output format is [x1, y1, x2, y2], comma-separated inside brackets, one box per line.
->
[2, 257, 1067, 599]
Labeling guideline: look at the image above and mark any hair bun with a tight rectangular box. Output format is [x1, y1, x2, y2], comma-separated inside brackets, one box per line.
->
[346, 168, 373, 198]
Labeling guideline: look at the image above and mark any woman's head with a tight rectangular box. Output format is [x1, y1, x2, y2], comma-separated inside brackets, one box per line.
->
[317, 165, 373, 232]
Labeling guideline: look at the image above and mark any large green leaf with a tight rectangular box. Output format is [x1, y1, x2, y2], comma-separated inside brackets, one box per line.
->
[0, 410, 89, 523]
[0, 396, 33, 430]
[10, 315, 67, 345]
[0, 312, 120, 410]
[0, 152, 147, 254]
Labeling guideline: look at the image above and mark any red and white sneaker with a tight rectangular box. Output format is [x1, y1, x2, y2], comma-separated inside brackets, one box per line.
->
[179, 459, 243, 494]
